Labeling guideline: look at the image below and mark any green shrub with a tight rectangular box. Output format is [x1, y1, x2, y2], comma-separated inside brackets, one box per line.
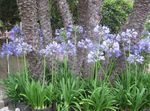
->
[101, 0, 133, 33]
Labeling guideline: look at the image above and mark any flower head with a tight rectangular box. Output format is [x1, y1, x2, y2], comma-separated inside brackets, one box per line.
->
[87, 50, 105, 63]
[127, 54, 144, 64]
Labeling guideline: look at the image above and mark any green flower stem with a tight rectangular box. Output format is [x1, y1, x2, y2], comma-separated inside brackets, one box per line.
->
[64, 55, 68, 78]
[94, 62, 98, 88]
[135, 63, 138, 85]
[6, 38, 10, 75]
[43, 56, 46, 85]
[51, 58, 54, 85]
[23, 54, 28, 76]
[17, 56, 20, 73]
[73, 27, 77, 74]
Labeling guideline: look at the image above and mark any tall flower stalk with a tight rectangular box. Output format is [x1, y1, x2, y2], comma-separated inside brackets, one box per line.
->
[6, 38, 10, 75]
[42, 55, 46, 85]
[23, 54, 28, 76]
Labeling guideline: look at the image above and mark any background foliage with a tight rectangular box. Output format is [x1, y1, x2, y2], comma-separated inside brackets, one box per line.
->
[0, 0, 20, 30]
[101, 0, 133, 33]
[0, 0, 132, 33]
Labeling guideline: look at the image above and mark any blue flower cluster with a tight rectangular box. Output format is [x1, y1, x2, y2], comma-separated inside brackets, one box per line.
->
[0, 26, 32, 57]
[1, 25, 150, 64]
[78, 26, 150, 64]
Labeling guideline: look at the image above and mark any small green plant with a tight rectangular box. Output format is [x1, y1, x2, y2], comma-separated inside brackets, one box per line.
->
[80, 83, 116, 111]
[57, 76, 83, 111]
[45, 83, 56, 107]
[141, 73, 150, 108]
[114, 64, 149, 111]
[21, 80, 54, 110]
[2, 72, 29, 103]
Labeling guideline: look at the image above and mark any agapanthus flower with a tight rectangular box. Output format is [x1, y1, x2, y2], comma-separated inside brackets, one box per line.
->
[101, 39, 121, 57]
[77, 38, 94, 50]
[138, 38, 150, 53]
[75, 26, 84, 33]
[44, 41, 62, 56]
[9, 26, 21, 41]
[14, 42, 33, 56]
[118, 29, 138, 43]
[93, 25, 100, 33]
[54, 28, 72, 42]
[39, 49, 46, 56]
[66, 25, 73, 32]
[102, 26, 110, 34]
[1, 35, 32, 57]
[0, 42, 15, 57]
[127, 54, 144, 64]
[61, 40, 76, 56]
[87, 50, 105, 63]
[94, 25, 110, 34]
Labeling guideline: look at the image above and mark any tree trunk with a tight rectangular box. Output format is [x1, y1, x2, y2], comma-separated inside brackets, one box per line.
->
[55, 0, 73, 27]
[36, 0, 52, 46]
[78, 0, 102, 33]
[77, 0, 103, 77]
[122, 0, 150, 36]
[110, 0, 150, 82]
[36, 0, 53, 76]
[17, 0, 43, 79]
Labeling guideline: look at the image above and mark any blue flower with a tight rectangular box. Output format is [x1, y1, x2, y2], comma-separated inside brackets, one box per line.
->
[1, 42, 15, 57]
[127, 54, 144, 64]
[14, 42, 33, 56]
[9, 26, 21, 41]
[87, 50, 105, 63]
[77, 38, 94, 50]
[61, 40, 76, 56]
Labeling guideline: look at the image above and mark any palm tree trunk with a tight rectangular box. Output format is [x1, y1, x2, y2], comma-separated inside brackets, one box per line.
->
[77, 0, 103, 77]
[78, 0, 102, 32]
[36, 0, 53, 75]
[122, 0, 150, 36]
[111, 0, 150, 82]
[36, 0, 52, 46]
[17, 0, 43, 79]
[55, 0, 73, 27]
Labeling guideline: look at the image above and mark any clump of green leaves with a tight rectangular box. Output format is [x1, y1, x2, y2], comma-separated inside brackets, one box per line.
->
[114, 64, 149, 111]
[57, 76, 83, 111]
[2, 72, 29, 103]
[21, 80, 55, 110]
[80, 81, 117, 111]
